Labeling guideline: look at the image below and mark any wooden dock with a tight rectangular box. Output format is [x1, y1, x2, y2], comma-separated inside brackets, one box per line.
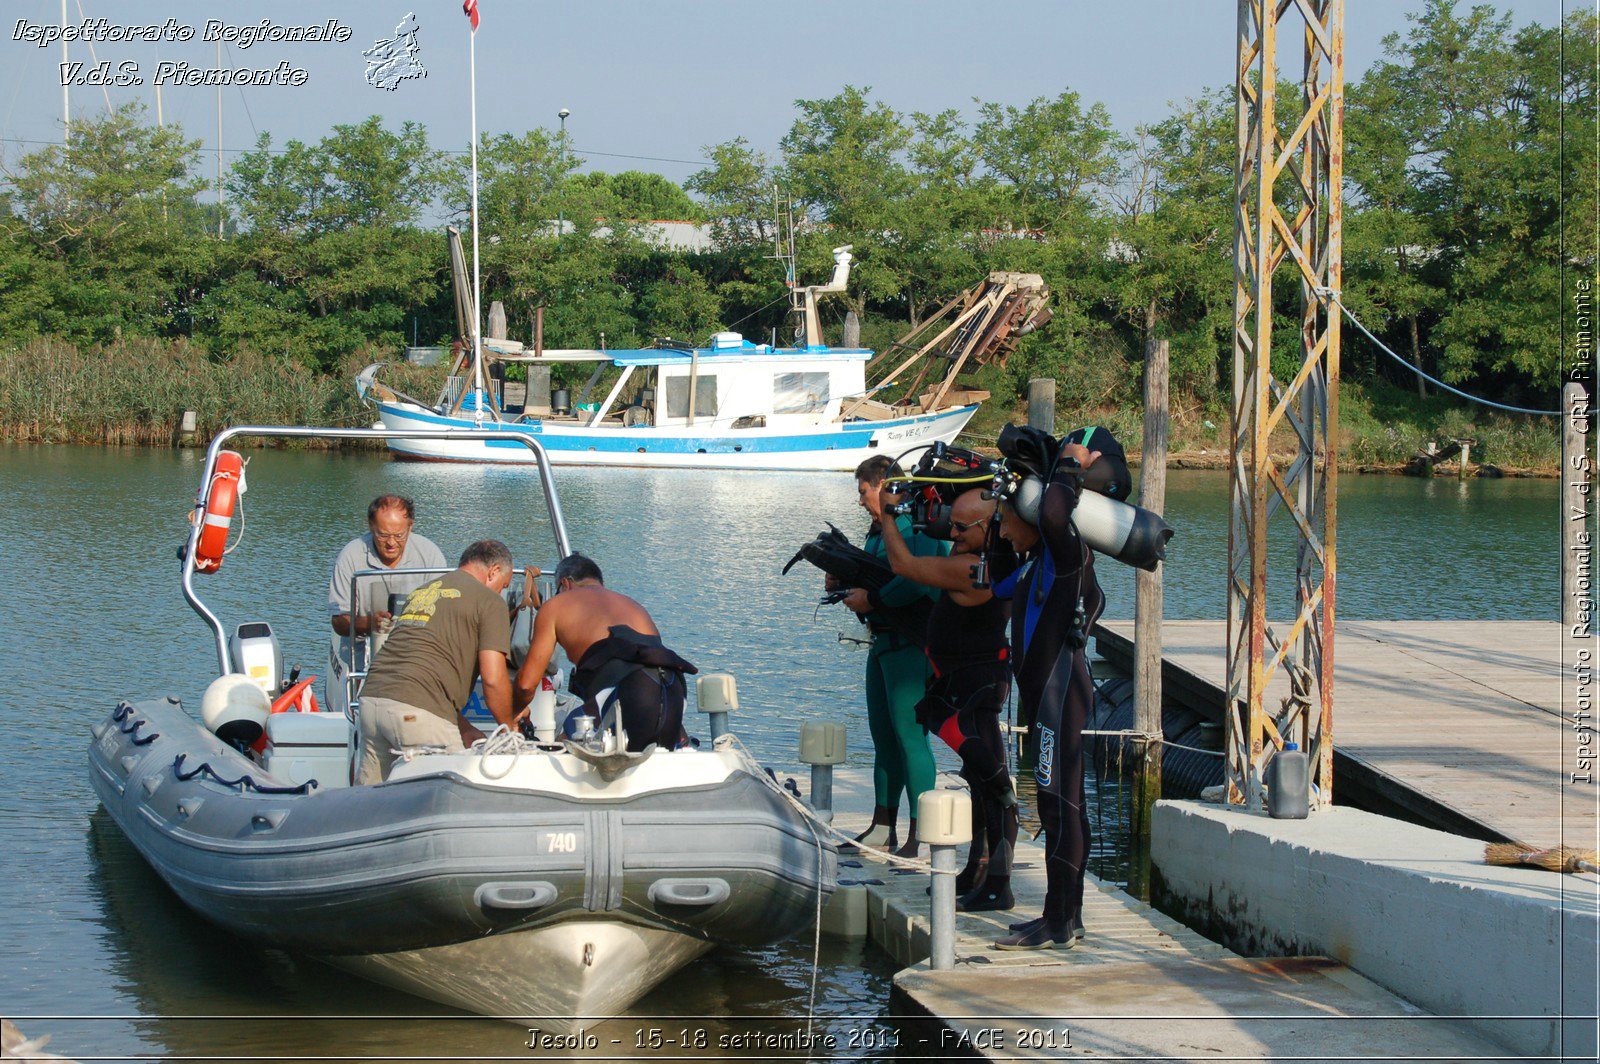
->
[1093, 619, 1585, 849]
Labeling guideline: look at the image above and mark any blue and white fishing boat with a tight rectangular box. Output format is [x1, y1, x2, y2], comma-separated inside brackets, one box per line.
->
[359, 244, 1048, 471]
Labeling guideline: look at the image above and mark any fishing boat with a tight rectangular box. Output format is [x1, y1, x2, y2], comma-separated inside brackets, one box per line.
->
[358, 236, 1052, 471]
[87, 425, 834, 1028]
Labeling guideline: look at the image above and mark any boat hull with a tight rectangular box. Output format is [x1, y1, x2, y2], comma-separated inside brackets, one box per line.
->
[329, 920, 714, 1028]
[88, 698, 833, 1026]
[371, 400, 978, 471]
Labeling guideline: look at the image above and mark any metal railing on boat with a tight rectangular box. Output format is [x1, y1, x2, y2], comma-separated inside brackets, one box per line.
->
[179, 425, 571, 677]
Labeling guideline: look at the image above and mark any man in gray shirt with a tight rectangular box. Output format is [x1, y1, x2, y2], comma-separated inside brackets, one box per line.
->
[327, 494, 447, 713]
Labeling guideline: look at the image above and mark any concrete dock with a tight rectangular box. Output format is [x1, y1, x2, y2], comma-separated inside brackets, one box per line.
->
[1094, 619, 1588, 847]
[826, 778, 1534, 1061]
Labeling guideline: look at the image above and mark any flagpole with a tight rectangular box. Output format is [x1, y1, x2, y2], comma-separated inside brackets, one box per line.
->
[468, 15, 485, 427]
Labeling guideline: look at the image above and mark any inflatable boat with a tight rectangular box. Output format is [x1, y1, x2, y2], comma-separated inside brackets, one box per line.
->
[86, 425, 834, 1027]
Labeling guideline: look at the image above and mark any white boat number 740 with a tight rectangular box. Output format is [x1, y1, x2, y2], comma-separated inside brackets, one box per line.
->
[543, 832, 579, 853]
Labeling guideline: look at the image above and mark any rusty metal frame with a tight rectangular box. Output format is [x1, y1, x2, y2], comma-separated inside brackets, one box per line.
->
[1227, 0, 1343, 808]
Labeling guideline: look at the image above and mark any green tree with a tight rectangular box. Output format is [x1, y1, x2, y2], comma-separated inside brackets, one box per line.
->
[2, 103, 209, 342]
[686, 137, 779, 250]
[897, 109, 989, 324]
[973, 91, 1119, 233]
[580, 170, 703, 221]
[1104, 91, 1237, 397]
[219, 116, 444, 366]
[1358, 0, 1587, 396]
[780, 86, 912, 316]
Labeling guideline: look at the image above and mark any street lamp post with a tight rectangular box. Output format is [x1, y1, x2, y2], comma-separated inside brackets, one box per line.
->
[557, 108, 570, 248]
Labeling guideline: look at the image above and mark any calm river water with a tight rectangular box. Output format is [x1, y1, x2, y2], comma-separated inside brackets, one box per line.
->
[0, 445, 1562, 1061]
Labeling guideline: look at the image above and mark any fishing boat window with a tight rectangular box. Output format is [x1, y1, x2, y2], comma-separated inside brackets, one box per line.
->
[773, 371, 830, 413]
[664, 374, 719, 418]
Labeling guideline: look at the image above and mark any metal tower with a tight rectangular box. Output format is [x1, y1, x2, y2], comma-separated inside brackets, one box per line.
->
[1228, 0, 1344, 807]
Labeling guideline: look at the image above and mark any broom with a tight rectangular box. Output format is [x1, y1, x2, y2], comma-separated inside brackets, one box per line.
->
[1484, 842, 1600, 875]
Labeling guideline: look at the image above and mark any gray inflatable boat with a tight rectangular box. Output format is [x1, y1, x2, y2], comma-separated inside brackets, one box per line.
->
[86, 426, 835, 1027]
[89, 697, 832, 1024]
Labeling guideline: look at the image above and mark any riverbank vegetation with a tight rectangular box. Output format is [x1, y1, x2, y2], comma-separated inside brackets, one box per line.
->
[0, 2, 1591, 471]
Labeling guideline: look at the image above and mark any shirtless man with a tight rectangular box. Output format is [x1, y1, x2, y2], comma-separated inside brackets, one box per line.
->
[512, 553, 696, 751]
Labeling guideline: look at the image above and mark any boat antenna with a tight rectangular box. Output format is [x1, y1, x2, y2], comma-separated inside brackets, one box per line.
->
[465, 0, 486, 426]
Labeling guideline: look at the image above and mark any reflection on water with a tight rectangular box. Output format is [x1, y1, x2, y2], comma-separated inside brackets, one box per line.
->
[0, 445, 1560, 1060]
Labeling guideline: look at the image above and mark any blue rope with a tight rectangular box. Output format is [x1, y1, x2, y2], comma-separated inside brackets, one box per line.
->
[1319, 288, 1561, 417]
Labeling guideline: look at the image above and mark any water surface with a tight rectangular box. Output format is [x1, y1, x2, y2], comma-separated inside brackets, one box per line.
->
[0, 445, 1561, 1060]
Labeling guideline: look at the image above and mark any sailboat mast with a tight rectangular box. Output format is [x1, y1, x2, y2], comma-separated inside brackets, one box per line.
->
[60, 0, 68, 142]
[215, 38, 223, 237]
[467, 23, 485, 426]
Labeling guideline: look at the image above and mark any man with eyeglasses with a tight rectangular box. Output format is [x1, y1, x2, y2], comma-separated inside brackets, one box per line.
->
[877, 486, 1019, 911]
[327, 494, 448, 714]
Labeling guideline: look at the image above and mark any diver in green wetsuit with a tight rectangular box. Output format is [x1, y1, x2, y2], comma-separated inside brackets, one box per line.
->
[837, 456, 949, 857]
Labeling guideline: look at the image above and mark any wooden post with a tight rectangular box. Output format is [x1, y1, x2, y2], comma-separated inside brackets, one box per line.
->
[1566, 382, 1593, 633]
[1458, 439, 1470, 481]
[1027, 378, 1056, 432]
[1129, 338, 1169, 899]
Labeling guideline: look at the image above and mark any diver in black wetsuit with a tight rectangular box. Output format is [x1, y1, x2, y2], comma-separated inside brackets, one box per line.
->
[989, 437, 1106, 949]
[512, 554, 697, 752]
[878, 487, 1020, 912]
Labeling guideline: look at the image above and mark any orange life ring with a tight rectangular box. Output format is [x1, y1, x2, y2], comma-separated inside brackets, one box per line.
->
[250, 676, 321, 754]
[195, 451, 244, 573]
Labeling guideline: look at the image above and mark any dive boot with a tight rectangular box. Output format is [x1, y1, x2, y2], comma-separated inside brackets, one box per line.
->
[1008, 913, 1085, 940]
[993, 919, 1073, 951]
[957, 879, 1014, 912]
[892, 818, 921, 859]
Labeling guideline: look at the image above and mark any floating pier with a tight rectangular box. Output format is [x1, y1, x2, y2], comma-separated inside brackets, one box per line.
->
[1093, 619, 1583, 846]
[827, 778, 1534, 1061]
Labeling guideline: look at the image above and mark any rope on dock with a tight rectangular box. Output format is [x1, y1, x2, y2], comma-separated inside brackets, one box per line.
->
[1004, 719, 1226, 758]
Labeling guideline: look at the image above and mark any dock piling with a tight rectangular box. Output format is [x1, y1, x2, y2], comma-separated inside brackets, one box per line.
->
[1026, 378, 1055, 432]
[1131, 338, 1169, 895]
[799, 721, 846, 822]
[918, 789, 972, 970]
[696, 673, 737, 743]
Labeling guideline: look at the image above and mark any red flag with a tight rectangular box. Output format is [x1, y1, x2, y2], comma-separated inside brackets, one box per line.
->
[462, 0, 479, 31]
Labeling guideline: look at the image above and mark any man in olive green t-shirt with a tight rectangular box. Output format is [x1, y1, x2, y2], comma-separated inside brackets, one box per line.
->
[357, 539, 515, 784]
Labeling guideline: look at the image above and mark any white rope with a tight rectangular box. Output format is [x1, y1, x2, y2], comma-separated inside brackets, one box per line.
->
[472, 723, 532, 779]
[714, 734, 834, 1037]
[1316, 286, 1562, 417]
[719, 734, 939, 874]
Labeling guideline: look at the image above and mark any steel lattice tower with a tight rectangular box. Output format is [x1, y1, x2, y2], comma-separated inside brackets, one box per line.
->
[1228, 0, 1344, 807]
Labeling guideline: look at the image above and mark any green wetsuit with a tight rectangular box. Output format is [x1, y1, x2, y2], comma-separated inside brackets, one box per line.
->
[862, 515, 947, 815]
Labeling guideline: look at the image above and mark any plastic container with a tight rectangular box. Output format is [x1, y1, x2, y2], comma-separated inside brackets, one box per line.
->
[1266, 742, 1310, 819]
[528, 678, 558, 742]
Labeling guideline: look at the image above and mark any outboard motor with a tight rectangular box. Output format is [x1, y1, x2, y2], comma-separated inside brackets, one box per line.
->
[229, 622, 282, 696]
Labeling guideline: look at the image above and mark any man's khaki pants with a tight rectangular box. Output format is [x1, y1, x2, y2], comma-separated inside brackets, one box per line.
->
[358, 695, 463, 784]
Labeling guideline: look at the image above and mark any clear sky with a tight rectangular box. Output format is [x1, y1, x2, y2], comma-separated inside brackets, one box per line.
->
[0, 0, 1563, 190]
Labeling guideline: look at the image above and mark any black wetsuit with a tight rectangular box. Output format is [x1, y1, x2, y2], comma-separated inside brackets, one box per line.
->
[569, 626, 697, 752]
[993, 463, 1104, 926]
[917, 589, 1017, 880]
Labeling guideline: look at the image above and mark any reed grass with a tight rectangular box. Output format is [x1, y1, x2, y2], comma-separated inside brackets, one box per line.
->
[0, 338, 445, 447]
